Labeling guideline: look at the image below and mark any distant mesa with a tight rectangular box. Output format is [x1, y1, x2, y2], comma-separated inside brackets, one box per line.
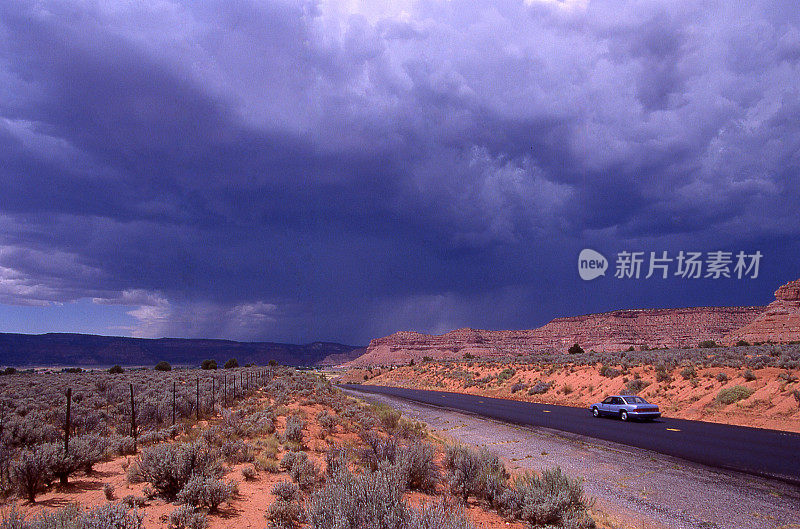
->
[347, 277, 800, 367]
[0, 334, 364, 368]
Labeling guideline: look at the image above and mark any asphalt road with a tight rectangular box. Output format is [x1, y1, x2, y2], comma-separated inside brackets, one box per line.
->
[342, 384, 800, 484]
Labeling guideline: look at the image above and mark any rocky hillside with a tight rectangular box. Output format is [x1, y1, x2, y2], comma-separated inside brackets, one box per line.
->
[347, 279, 800, 366]
[0, 333, 364, 368]
[725, 279, 800, 344]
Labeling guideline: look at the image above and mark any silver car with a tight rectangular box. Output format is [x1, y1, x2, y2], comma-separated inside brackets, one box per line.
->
[590, 395, 661, 421]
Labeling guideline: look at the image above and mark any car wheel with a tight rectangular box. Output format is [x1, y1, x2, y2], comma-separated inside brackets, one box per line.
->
[620, 410, 628, 421]
[592, 407, 600, 418]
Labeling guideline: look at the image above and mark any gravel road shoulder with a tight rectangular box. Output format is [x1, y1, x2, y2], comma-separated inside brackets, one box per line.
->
[344, 388, 800, 529]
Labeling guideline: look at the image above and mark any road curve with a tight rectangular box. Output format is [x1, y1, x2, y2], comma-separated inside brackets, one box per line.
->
[342, 384, 800, 485]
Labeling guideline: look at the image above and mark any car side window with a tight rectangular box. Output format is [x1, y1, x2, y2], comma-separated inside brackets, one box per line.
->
[612, 397, 623, 405]
[602, 397, 613, 404]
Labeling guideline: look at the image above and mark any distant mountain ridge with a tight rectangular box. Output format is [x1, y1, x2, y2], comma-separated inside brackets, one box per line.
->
[0, 332, 364, 367]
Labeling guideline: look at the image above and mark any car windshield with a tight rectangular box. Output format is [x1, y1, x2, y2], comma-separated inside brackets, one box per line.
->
[623, 396, 648, 404]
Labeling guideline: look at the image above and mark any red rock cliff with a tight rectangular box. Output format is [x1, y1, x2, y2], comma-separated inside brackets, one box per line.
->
[724, 279, 800, 344]
[349, 305, 765, 366]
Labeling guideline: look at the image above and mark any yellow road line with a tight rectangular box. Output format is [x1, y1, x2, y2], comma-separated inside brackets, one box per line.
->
[666, 428, 680, 432]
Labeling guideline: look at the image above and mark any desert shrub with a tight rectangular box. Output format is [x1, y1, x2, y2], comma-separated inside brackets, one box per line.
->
[169, 505, 207, 529]
[359, 434, 398, 472]
[562, 384, 573, 395]
[499, 468, 594, 529]
[176, 474, 236, 512]
[793, 389, 800, 407]
[108, 365, 124, 374]
[39, 442, 82, 485]
[599, 365, 620, 379]
[306, 468, 408, 529]
[497, 368, 516, 383]
[445, 444, 508, 504]
[325, 445, 348, 477]
[510, 382, 527, 394]
[408, 499, 475, 529]
[741, 369, 757, 381]
[371, 404, 401, 432]
[716, 372, 728, 382]
[221, 440, 253, 464]
[103, 483, 115, 500]
[699, 340, 718, 348]
[113, 437, 137, 456]
[680, 366, 696, 380]
[201, 360, 217, 370]
[10, 448, 50, 502]
[4, 502, 145, 529]
[291, 457, 320, 491]
[716, 386, 754, 405]
[528, 381, 551, 395]
[241, 465, 257, 481]
[155, 361, 172, 371]
[655, 365, 671, 383]
[280, 451, 307, 471]
[135, 442, 222, 500]
[224, 359, 239, 369]
[317, 410, 337, 434]
[398, 441, 439, 493]
[568, 343, 584, 355]
[779, 370, 799, 383]
[624, 379, 649, 394]
[736, 340, 750, 346]
[269, 481, 302, 528]
[395, 418, 427, 440]
[284, 415, 305, 444]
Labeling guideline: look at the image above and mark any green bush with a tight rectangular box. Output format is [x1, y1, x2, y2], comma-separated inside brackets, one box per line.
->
[201, 359, 217, 370]
[155, 361, 172, 371]
[568, 343, 584, 355]
[625, 379, 649, 394]
[599, 365, 620, 378]
[680, 366, 696, 380]
[108, 365, 124, 374]
[497, 368, 516, 383]
[224, 358, 239, 369]
[698, 340, 718, 348]
[716, 385, 754, 405]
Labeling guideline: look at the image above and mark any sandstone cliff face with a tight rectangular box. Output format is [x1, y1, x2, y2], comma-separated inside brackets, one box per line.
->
[349, 305, 766, 366]
[725, 279, 800, 344]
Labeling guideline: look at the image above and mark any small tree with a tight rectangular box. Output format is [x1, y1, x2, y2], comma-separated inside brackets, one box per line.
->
[224, 359, 239, 369]
[155, 361, 172, 371]
[201, 359, 218, 370]
[568, 343, 584, 355]
[108, 365, 124, 374]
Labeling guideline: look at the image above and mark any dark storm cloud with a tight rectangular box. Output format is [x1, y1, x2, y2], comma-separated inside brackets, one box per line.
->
[1, 0, 799, 343]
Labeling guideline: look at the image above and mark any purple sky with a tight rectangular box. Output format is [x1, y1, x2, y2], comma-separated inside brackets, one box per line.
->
[1, 0, 799, 345]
